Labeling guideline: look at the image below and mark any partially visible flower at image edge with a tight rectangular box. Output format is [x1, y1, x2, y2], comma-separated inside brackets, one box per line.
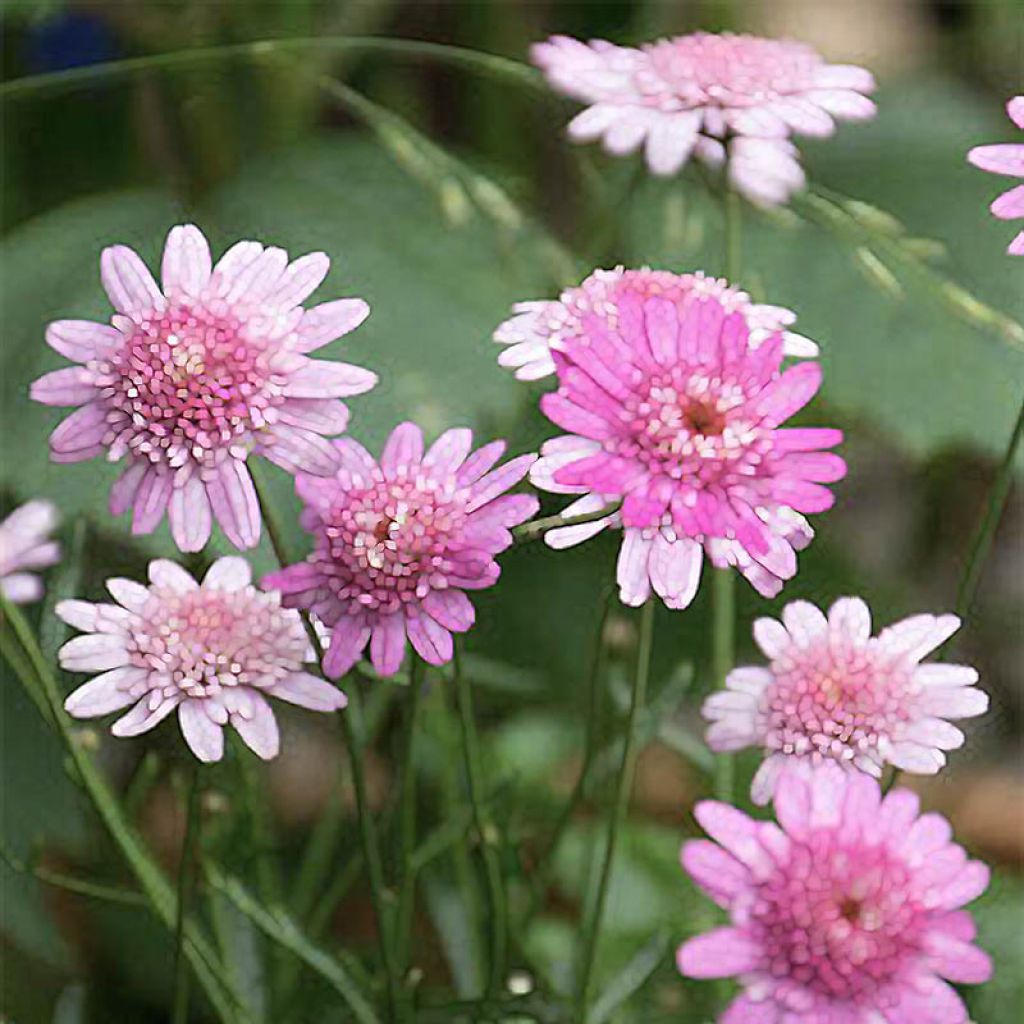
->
[678, 763, 992, 1023]
[494, 265, 819, 381]
[528, 275, 844, 609]
[263, 422, 538, 679]
[968, 95, 1024, 255]
[59, 557, 346, 763]
[0, 499, 60, 603]
[31, 224, 377, 552]
[532, 32, 876, 206]
[703, 597, 989, 804]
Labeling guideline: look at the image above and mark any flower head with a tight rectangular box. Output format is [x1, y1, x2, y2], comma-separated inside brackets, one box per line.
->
[704, 598, 988, 804]
[532, 32, 876, 205]
[968, 96, 1024, 255]
[530, 276, 843, 609]
[262, 423, 538, 678]
[678, 764, 992, 1023]
[0, 500, 60, 603]
[58, 557, 345, 762]
[495, 266, 819, 381]
[31, 224, 377, 552]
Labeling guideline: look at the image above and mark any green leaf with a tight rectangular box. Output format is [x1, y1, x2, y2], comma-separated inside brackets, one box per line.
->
[589, 930, 670, 1024]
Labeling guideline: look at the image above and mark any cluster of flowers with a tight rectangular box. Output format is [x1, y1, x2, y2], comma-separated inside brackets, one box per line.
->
[3, 29, 1017, 1024]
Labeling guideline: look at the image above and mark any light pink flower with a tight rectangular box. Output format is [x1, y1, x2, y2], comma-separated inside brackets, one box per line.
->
[703, 598, 988, 804]
[31, 224, 377, 552]
[532, 32, 875, 206]
[262, 423, 538, 679]
[678, 764, 992, 1023]
[0, 500, 60, 603]
[530, 281, 843, 609]
[968, 96, 1024, 255]
[58, 557, 346, 762]
[495, 266, 819, 381]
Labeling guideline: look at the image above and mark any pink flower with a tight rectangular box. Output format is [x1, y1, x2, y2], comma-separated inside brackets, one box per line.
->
[678, 763, 992, 1023]
[0, 500, 60, 603]
[532, 32, 875, 206]
[968, 96, 1024, 255]
[58, 557, 346, 762]
[31, 224, 377, 552]
[262, 423, 538, 678]
[703, 598, 989, 804]
[530, 280, 844, 609]
[495, 267, 819, 381]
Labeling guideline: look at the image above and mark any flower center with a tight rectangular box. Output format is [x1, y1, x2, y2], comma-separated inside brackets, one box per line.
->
[760, 641, 914, 762]
[753, 835, 923, 1000]
[102, 301, 284, 468]
[315, 477, 469, 614]
[129, 587, 307, 699]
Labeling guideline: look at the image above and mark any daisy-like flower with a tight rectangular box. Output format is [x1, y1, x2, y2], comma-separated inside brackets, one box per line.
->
[530, 280, 844, 609]
[494, 266, 819, 381]
[703, 598, 988, 804]
[0, 500, 60, 603]
[678, 763, 992, 1023]
[968, 96, 1024, 255]
[262, 423, 538, 678]
[58, 557, 346, 763]
[31, 224, 377, 552]
[532, 32, 876, 206]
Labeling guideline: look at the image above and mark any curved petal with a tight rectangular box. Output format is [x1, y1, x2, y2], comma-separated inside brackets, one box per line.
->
[179, 699, 225, 762]
[161, 224, 212, 297]
[230, 690, 280, 760]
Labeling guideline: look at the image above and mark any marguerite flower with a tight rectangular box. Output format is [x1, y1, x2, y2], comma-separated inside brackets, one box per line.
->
[263, 423, 537, 678]
[494, 266, 819, 381]
[533, 32, 876, 206]
[58, 557, 346, 762]
[968, 95, 1024, 255]
[0, 500, 60, 603]
[678, 763, 992, 1023]
[530, 277, 844, 609]
[31, 225, 377, 552]
[703, 598, 989, 803]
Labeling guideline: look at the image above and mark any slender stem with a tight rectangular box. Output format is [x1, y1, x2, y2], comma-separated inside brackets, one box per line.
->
[173, 767, 202, 1024]
[454, 648, 508, 998]
[0, 842, 147, 907]
[513, 501, 621, 544]
[956, 397, 1024, 619]
[725, 184, 742, 282]
[576, 599, 655, 1022]
[396, 656, 425, 981]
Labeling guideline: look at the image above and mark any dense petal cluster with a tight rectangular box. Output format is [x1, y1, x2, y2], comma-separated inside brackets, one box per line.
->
[0, 500, 60, 603]
[703, 598, 989, 803]
[532, 32, 875, 205]
[968, 95, 1024, 255]
[31, 224, 376, 552]
[678, 764, 992, 1023]
[530, 277, 843, 608]
[263, 423, 538, 678]
[59, 558, 346, 762]
[494, 266, 819, 381]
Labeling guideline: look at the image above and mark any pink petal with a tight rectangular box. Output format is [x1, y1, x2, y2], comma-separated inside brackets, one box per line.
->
[272, 671, 347, 712]
[681, 839, 751, 909]
[261, 424, 340, 476]
[230, 690, 280, 760]
[46, 319, 120, 362]
[105, 576, 150, 612]
[925, 932, 993, 984]
[644, 111, 701, 176]
[55, 599, 99, 631]
[884, 976, 969, 1024]
[1, 574, 42, 602]
[223, 247, 288, 305]
[148, 559, 198, 593]
[213, 240, 263, 286]
[648, 534, 702, 609]
[64, 666, 148, 717]
[752, 617, 790, 659]
[781, 600, 828, 645]
[179, 699, 225, 762]
[161, 224, 212, 298]
[802, 88, 877, 120]
[777, 451, 847, 484]
[1009, 96, 1024, 130]
[721, 995, 780, 1024]
[544, 493, 613, 549]
[616, 529, 652, 607]
[991, 183, 1024, 219]
[283, 360, 378, 399]
[916, 684, 988, 719]
[933, 859, 989, 910]
[267, 252, 330, 309]
[111, 693, 181, 737]
[676, 927, 761, 978]
[405, 612, 453, 666]
[901, 717, 965, 751]
[813, 64, 876, 92]
[466, 454, 536, 513]
[204, 557, 252, 591]
[30, 367, 96, 406]
[827, 596, 871, 641]
[754, 361, 823, 425]
[324, 616, 372, 679]
[1009, 229, 1024, 255]
[100, 245, 164, 316]
[878, 614, 960, 662]
[369, 615, 407, 677]
[422, 428, 473, 477]
[297, 299, 371, 353]
[131, 470, 173, 536]
[109, 462, 147, 517]
[49, 403, 109, 457]
[422, 589, 475, 632]
[380, 422, 425, 479]
[967, 143, 1024, 176]
[773, 769, 812, 838]
[59, 633, 130, 672]
[206, 460, 261, 550]
[168, 476, 212, 553]
[887, 741, 945, 774]
[276, 398, 350, 436]
[456, 441, 506, 487]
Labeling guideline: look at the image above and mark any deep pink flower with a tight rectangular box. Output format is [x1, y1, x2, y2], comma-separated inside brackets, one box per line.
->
[968, 96, 1024, 255]
[31, 225, 376, 552]
[703, 598, 988, 804]
[494, 266, 819, 381]
[532, 32, 875, 206]
[678, 764, 992, 1023]
[530, 280, 843, 609]
[0, 500, 60, 603]
[262, 423, 538, 678]
[58, 557, 345, 762]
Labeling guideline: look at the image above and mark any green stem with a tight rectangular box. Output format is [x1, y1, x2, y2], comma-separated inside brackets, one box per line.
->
[956, 397, 1024, 619]
[454, 648, 508, 998]
[513, 501, 621, 544]
[396, 656, 425, 980]
[725, 184, 742, 282]
[576, 598, 655, 1022]
[173, 767, 202, 1024]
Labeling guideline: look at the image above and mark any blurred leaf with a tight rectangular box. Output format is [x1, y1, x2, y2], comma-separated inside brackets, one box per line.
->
[423, 874, 485, 998]
[965, 872, 1024, 1020]
[589, 930, 670, 1024]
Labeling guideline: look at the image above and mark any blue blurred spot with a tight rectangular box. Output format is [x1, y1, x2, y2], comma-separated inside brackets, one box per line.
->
[25, 11, 119, 74]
